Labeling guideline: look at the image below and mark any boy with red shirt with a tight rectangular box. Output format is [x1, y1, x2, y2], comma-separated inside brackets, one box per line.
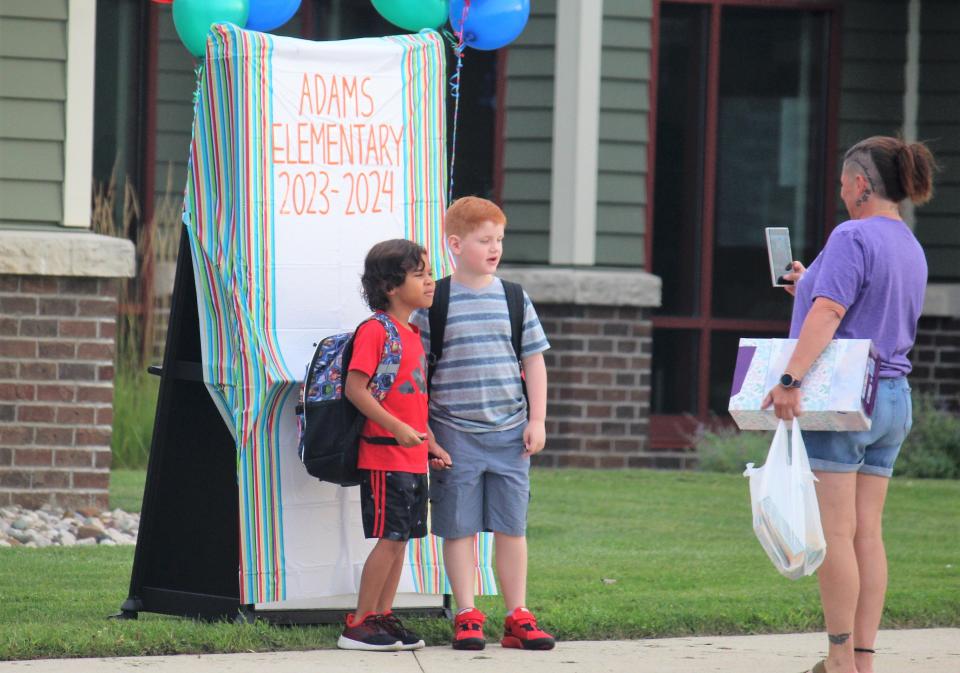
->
[337, 239, 452, 652]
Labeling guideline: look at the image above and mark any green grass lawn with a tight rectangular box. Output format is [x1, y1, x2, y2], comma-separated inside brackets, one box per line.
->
[2, 470, 957, 660]
[108, 469, 148, 512]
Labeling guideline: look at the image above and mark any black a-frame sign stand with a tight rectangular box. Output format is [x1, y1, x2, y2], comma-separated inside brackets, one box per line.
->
[118, 230, 245, 622]
[118, 230, 449, 624]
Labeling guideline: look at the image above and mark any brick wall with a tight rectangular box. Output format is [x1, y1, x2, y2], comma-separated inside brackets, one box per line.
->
[910, 315, 960, 412]
[0, 276, 118, 508]
[535, 304, 659, 468]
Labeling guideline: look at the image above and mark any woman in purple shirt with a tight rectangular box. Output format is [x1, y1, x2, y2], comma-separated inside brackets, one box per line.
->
[763, 136, 936, 673]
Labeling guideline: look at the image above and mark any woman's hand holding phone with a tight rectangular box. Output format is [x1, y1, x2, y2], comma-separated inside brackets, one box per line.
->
[780, 261, 806, 296]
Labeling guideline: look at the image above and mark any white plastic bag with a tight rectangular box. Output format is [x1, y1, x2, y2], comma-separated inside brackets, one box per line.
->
[743, 418, 826, 579]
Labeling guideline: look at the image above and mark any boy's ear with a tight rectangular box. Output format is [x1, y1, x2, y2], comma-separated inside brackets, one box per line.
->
[447, 234, 462, 255]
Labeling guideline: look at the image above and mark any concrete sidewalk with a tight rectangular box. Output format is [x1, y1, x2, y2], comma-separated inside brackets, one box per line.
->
[0, 629, 956, 672]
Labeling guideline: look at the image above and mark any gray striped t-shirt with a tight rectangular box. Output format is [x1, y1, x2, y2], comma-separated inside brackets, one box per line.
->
[410, 277, 550, 433]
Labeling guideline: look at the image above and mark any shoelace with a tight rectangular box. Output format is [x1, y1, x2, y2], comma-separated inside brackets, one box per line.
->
[512, 616, 539, 633]
[379, 614, 409, 637]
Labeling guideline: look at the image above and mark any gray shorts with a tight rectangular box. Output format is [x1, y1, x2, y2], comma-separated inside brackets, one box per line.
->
[429, 421, 530, 539]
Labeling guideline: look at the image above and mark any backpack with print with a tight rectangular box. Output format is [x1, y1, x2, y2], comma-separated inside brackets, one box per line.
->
[296, 312, 401, 486]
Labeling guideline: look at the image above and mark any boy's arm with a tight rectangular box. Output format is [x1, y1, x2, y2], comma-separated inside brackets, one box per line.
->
[426, 425, 452, 469]
[521, 352, 547, 456]
[344, 371, 426, 447]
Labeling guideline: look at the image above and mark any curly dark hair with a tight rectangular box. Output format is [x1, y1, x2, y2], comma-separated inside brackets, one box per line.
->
[361, 239, 428, 311]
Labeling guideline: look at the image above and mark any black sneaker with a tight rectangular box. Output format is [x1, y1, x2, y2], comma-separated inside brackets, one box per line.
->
[379, 611, 425, 650]
[337, 613, 402, 651]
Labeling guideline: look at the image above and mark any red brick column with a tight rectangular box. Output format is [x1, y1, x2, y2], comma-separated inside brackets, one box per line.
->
[534, 304, 657, 468]
[0, 276, 118, 508]
[910, 315, 960, 413]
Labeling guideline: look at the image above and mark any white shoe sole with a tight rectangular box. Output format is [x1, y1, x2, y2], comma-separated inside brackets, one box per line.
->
[336, 635, 403, 651]
[396, 640, 425, 650]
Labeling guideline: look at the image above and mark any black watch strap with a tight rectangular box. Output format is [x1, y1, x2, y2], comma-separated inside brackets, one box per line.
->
[779, 372, 802, 388]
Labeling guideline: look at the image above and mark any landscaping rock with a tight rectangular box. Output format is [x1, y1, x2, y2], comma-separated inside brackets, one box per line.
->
[0, 505, 138, 548]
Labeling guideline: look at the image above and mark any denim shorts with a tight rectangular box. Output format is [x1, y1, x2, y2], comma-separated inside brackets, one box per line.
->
[429, 421, 530, 538]
[802, 377, 913, 478]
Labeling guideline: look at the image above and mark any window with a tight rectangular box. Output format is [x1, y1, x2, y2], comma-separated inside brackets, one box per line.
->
[648, 0, 838, 447]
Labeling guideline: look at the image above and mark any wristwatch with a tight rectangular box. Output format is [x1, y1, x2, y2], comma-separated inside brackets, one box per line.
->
[779, 372, 802, 389]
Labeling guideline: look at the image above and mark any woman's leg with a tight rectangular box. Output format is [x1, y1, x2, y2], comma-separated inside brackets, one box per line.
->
[813, 471, 860, 673]
[852, 473, 891, 673]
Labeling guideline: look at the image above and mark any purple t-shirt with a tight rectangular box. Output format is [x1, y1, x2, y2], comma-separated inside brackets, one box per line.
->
[789, 216, 927, 378]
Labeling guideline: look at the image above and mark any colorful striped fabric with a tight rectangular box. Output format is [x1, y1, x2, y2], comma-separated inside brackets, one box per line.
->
[181, 24, 492, 605]
[388, 32, 456, 278]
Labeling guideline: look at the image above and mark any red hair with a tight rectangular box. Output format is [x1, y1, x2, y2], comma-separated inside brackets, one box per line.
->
[444, 196, 506, 238]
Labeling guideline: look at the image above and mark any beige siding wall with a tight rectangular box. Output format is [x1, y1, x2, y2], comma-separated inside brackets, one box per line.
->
[501, 1, 556, 264]
[595, 0, 652, 267]
[0, 0, 68, 226]
[916, 0, 960, 282]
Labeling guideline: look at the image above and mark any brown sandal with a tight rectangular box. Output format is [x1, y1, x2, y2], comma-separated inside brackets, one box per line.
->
[804, 661, 827, 673]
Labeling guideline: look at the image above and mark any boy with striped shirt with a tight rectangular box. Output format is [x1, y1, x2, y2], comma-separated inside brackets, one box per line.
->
[411, 197, 556, 651]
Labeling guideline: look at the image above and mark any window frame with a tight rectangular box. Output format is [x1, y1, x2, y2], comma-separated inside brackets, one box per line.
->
[646, 0, 842, 448]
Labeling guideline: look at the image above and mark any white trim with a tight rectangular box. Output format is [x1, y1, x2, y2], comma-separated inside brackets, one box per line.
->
[0, 230, 135, 278]
[498, 266, 662, 308]
[62, 0, 97, 228]
[922, 283, 960, 318]
[549, 0, 603, 265]
[901, 0, 921, 228]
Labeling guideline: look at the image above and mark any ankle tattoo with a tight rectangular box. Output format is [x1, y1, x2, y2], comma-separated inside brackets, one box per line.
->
[828, 632, 851, 645]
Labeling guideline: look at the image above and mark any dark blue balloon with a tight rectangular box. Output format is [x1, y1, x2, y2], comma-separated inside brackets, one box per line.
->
[449, 0, 530, 51]
[245, 0, 301, 32]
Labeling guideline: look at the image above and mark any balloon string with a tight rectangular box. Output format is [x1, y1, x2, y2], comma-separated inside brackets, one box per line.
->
[447, 0, 470, 204]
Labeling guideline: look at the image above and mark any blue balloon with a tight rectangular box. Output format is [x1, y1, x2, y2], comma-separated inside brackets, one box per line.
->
[450, 0, 530, 51]
[245, 0, 301, 32]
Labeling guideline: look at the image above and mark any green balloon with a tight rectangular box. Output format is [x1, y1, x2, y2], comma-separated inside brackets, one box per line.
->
[371, 0, 448, 32]
[173, 0, 250, 57]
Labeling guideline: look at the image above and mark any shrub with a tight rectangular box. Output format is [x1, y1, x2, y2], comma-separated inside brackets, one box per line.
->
[695, 393, 960, 479]
[110, 324, 160, 470]
[694, 424, 772, 474]
[93, 161, 176, 470]
[896, 394, 960, 479]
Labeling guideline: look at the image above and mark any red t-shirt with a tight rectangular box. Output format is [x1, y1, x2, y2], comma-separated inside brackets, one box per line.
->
[349, 315, 428, 473]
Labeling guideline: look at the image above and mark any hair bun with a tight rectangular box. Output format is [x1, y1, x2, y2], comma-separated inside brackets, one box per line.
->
[899, 141, 936, 205]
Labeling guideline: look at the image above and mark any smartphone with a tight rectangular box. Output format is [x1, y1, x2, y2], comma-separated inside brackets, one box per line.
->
[765, 227, 794, 287]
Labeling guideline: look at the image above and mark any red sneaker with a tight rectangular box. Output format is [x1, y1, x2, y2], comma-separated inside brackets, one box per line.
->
[501, 607, 555, 650]
[452, 607, 486, 650]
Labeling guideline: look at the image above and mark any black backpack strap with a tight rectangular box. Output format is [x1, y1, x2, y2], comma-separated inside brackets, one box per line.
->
[502, 279, 529, 415]
[427, 275, 452, 390]
[502, 279, 525, 363]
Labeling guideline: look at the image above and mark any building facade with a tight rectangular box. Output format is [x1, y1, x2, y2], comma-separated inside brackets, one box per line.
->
[2, 1, 956, 502]
[0, 0, 135, 507]
[498, 0, 959, 455]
